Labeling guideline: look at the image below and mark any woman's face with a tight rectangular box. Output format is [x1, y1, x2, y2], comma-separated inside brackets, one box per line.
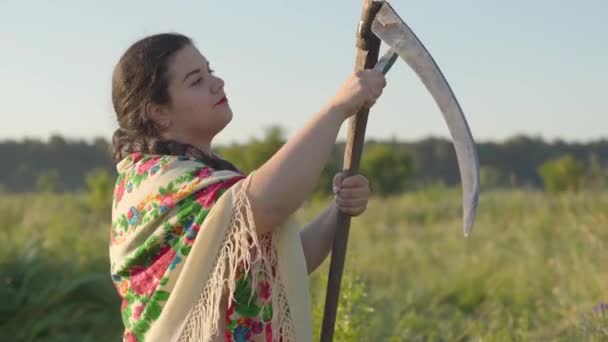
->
[159, 44, 232, 146]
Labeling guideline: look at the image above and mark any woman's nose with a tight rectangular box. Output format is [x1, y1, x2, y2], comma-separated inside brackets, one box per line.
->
[211, 76, 224, 93]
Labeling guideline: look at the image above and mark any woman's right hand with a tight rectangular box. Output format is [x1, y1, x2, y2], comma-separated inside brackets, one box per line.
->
[329, 69, 387, 121]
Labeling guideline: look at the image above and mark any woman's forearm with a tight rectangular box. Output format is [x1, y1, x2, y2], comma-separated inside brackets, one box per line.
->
[299, 202, 339, 274]
[247, 105, 344, 229]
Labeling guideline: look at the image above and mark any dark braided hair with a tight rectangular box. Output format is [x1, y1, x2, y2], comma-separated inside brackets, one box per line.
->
[110, 33, 239, 173]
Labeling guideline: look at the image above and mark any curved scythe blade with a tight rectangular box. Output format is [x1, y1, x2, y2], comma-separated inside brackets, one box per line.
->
[371, 2, 480, 236]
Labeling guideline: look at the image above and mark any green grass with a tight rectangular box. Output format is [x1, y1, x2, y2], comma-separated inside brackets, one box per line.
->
[1, 189, 607, 341]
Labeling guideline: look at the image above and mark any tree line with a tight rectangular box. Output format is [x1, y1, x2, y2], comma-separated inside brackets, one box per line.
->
[1, 128, 606, 196]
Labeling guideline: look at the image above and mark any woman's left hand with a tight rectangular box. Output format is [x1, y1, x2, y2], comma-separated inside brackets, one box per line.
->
[333, 173, 371, 216]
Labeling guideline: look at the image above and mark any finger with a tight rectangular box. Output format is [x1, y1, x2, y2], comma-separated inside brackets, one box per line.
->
[372, 79, 385, 92]
[337, 208, 364, 216]
[368, 69, 384, 79]
[336, 200, 366, 211]
[337, 187, 369, 199]
[369, 71, 386, 87]
[336, 197, 368, 208]
[337, 205, 367, 215]
[336, 194, 368, 204]
[341, 175, 369, 188]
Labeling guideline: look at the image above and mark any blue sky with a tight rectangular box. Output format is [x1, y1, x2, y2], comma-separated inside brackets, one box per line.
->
[1, 0, 606, 145]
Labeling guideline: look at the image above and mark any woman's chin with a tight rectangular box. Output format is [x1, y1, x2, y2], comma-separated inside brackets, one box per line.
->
[223, 107, 234, 124]
[215, 110, 233, 132]
[226, 106, 233, 119]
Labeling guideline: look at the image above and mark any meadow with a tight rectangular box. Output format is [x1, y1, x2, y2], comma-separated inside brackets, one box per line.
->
[1, 187, 607, 341]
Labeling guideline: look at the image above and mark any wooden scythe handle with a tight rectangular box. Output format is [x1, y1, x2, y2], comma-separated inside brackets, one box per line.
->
[320, 1, 383, 341]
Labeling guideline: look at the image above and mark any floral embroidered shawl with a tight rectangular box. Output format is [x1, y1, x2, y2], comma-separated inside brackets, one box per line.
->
[109, 153, 313, 342]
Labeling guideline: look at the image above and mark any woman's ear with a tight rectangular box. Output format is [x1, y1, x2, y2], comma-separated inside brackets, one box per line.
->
[146, 103, 172, 129]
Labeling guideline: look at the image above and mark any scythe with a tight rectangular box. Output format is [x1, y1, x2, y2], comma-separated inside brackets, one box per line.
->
[320, 1, 480, 340]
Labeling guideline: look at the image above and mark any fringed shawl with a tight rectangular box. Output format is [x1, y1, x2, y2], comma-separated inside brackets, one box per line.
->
[109, 153, 312, 341]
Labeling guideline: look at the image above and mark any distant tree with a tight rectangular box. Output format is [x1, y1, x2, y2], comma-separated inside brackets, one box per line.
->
[582, 152, 606, 191]
[35, 170, 60, 193]
[537, 154, 584, 193]
[85, 168, 114, 210]
[218, 125, 285, 174]
[244, 126, 285, 172]
[49, 134, 67, 147]
[2, 134, 608, 193]
[360, 143, 413, 197]
[480, 166, 503, 189]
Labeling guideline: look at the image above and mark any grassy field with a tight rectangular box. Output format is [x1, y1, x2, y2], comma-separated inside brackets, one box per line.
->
[1, 188, 607, 341]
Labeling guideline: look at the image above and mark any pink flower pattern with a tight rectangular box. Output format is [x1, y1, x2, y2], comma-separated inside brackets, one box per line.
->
[137, 156, 161, 175]
[195, 176, 244, 209]
[129, 245, 175, 296]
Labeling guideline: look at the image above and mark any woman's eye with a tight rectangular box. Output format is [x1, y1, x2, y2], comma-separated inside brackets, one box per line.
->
[209, 69, 215, 74]
[191, 78, 202, 86]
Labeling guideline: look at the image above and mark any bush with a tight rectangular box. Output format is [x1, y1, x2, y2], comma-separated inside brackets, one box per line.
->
[538, 154, 584, 193]
[360, 144, 413, 197]
[85, 168, 114, 210]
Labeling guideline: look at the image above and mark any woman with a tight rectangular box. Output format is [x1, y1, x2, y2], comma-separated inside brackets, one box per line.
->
[109, 33, 385, 342]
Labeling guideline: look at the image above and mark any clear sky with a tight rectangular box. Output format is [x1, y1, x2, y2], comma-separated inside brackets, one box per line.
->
[1, 0, 606, 145]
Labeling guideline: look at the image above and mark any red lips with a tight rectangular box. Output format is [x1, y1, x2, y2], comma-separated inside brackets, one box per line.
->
[215, 96, 228, 106]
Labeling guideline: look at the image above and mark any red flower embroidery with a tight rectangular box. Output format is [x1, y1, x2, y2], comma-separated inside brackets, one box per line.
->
[259, 280, 271, 302]
[137, 157, 161, 175]
[195, 177, 244, 209]
[197, 167, 212, 179]
[265, 323, 273, 342]
[252, 320, 264, 334]
[131, 152, 142, 163]
[133, 303, 146, 320]
[124, 331, 138, 342]
[129, 245, 175, 296]
[160, 195, 175, 211]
